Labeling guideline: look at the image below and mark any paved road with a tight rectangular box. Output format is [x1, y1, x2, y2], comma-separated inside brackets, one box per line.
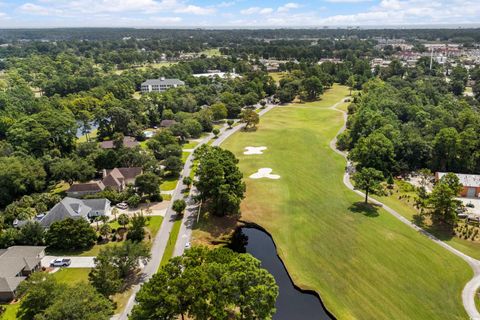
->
[114, 131, 215, 320]
[116, 111, 265, 319]
[329, 99, 480, 320]
[173, 104, 278, 257]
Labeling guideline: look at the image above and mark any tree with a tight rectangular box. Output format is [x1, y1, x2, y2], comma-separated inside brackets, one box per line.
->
[126, 213, 147, 242]
[182, 176, 192, 187]
[50, 157, 96, 185]
[18, 221, 44, 246]
[347, 75, 356, 95]
[227, 119, 234, 128]
[210, 103, 228, 121]
[89, 251, 122, 297]
[352, 167, 384, 204]
[349, 132, 396, 175]
[195, 146, 245, 216]
[172, 199, 187, 215]
[135, 173, 160, 197]
[130, 247, 278, 320]
[427, 173, 462, 225]
[127, 194, 141, 208]
[240, 109, 260, 129]
[17, 272, 64, 320]
[99, 223, 112, 240]
[0, 156, 46, 207]
[118, 213, 130, 228]
[36, 283, 114, 320]
[301, 76, 323, 100]
[212, 128, 220, 137]
[45, 218, 97, 251]
[105, 240, 151, 278]
[164, 156, 183, 176]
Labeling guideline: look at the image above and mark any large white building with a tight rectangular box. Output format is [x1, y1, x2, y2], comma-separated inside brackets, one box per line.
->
[141, 77, 184, 93]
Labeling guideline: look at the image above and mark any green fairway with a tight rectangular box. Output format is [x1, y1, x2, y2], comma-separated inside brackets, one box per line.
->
[221, 85, 471, 320]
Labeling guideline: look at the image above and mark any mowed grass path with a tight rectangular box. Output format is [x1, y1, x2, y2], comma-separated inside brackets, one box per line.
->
[222, 85, 471, 320]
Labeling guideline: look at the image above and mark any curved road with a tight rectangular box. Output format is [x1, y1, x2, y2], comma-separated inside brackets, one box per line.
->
[329, 99, 480, 320]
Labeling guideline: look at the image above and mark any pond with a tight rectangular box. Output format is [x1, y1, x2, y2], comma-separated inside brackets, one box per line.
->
[229, 227, 333, 320]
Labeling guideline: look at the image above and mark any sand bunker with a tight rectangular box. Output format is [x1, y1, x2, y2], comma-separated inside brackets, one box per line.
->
[244, 146, 267, 155]
[250, 168, 281, 180]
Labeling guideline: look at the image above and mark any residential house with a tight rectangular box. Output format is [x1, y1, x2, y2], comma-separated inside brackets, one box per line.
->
[100, 136, 139, 149]
[435, 172, 480, 198]
[102, 167, 143, 191]
[140, 77, 184, 93]
[0, 246, 46, 301]
[66, 167, 142, 196]
[66, 181, 105, 197]
[38, 197, 111, 228]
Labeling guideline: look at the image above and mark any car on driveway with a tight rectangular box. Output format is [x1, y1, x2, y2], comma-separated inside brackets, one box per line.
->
[185, 241, 191, 249]
[116, 202, 128, 210]
[50, 258, 71, 267]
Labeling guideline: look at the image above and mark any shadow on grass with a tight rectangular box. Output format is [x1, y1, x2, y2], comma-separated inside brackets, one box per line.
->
[242, 127, 258, 132]
[349, 201, 380, 217]
[192, 210, 240, 245]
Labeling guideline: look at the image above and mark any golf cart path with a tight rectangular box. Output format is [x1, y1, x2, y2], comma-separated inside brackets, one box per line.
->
[173, 102, 278, 258]
[329, 98, 480, 320]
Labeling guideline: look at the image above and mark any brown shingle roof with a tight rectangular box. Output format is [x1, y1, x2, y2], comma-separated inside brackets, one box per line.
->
[67, 181, 105, 193]
[100, 136, 139, 149]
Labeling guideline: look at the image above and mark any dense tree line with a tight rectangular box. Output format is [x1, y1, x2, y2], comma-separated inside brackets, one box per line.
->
[341, 67, 480, 176]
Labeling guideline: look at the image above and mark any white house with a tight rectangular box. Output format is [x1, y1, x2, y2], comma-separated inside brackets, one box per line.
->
[141, 77, 184, 93]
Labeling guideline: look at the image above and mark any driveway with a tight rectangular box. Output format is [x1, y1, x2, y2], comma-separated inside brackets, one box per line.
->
[41, 256, 95, 268]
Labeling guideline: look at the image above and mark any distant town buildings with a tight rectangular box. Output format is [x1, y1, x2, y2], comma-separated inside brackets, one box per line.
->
[193, 69, 240, 79]
[141, 77, 185, 93]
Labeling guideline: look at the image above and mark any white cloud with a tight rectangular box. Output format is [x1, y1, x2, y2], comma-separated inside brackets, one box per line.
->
[174, 5, 215, 15]
[277, 2, 300, 13]
[217, 1, 235, 8]
[19, 3, 63, 15]
[240, 7, 273, 15]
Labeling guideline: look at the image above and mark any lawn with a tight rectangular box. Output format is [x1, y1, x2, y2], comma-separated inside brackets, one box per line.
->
[159, 216, 182, 268]
[199, 48, 221, 57]
[268, 72, 287, 84]
[182, 140, 199, 149]
[52, 268, 90, 284]
[161, 176, 178, 191]
[181, 151, 190, 163]
[0, 303, 19, 320]
[221, 84, 471, 320]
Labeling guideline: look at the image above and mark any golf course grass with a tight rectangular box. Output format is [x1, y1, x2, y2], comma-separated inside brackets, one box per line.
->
[221, 85, 471, 320]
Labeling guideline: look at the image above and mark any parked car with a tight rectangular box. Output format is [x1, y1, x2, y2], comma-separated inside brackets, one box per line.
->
[185, 241, 191, 249]
[116, 202, 128, 210]
[50, 258, 71, 267]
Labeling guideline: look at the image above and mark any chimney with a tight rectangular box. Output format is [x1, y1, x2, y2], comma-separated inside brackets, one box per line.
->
[102, 169, 107, 178]
[160, 77, 165, 81]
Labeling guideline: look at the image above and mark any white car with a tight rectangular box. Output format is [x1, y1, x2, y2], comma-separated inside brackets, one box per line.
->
[50, 258, 71, 267]
[116, 202, 128, 210]
[185, 242, 191, 249]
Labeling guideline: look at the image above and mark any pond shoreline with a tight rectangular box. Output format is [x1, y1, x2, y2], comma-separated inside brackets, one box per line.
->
[235, 220, 336, 320]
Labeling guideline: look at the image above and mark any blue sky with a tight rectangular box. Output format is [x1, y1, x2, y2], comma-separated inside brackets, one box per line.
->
[0, 0, 479, 28]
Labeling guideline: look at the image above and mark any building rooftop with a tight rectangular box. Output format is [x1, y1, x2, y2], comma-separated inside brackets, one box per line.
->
[437, 172, 480, 188]
[141, 78, 184, 86]
[100, 136, 139, 149]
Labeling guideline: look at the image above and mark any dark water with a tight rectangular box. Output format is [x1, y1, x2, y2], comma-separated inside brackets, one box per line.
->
[229, 227, 332, 320]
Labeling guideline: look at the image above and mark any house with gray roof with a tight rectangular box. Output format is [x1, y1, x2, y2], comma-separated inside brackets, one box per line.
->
[38, 197, 111, 228]
[141, 77, 184, 93]
[0, 246, 46, 301]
